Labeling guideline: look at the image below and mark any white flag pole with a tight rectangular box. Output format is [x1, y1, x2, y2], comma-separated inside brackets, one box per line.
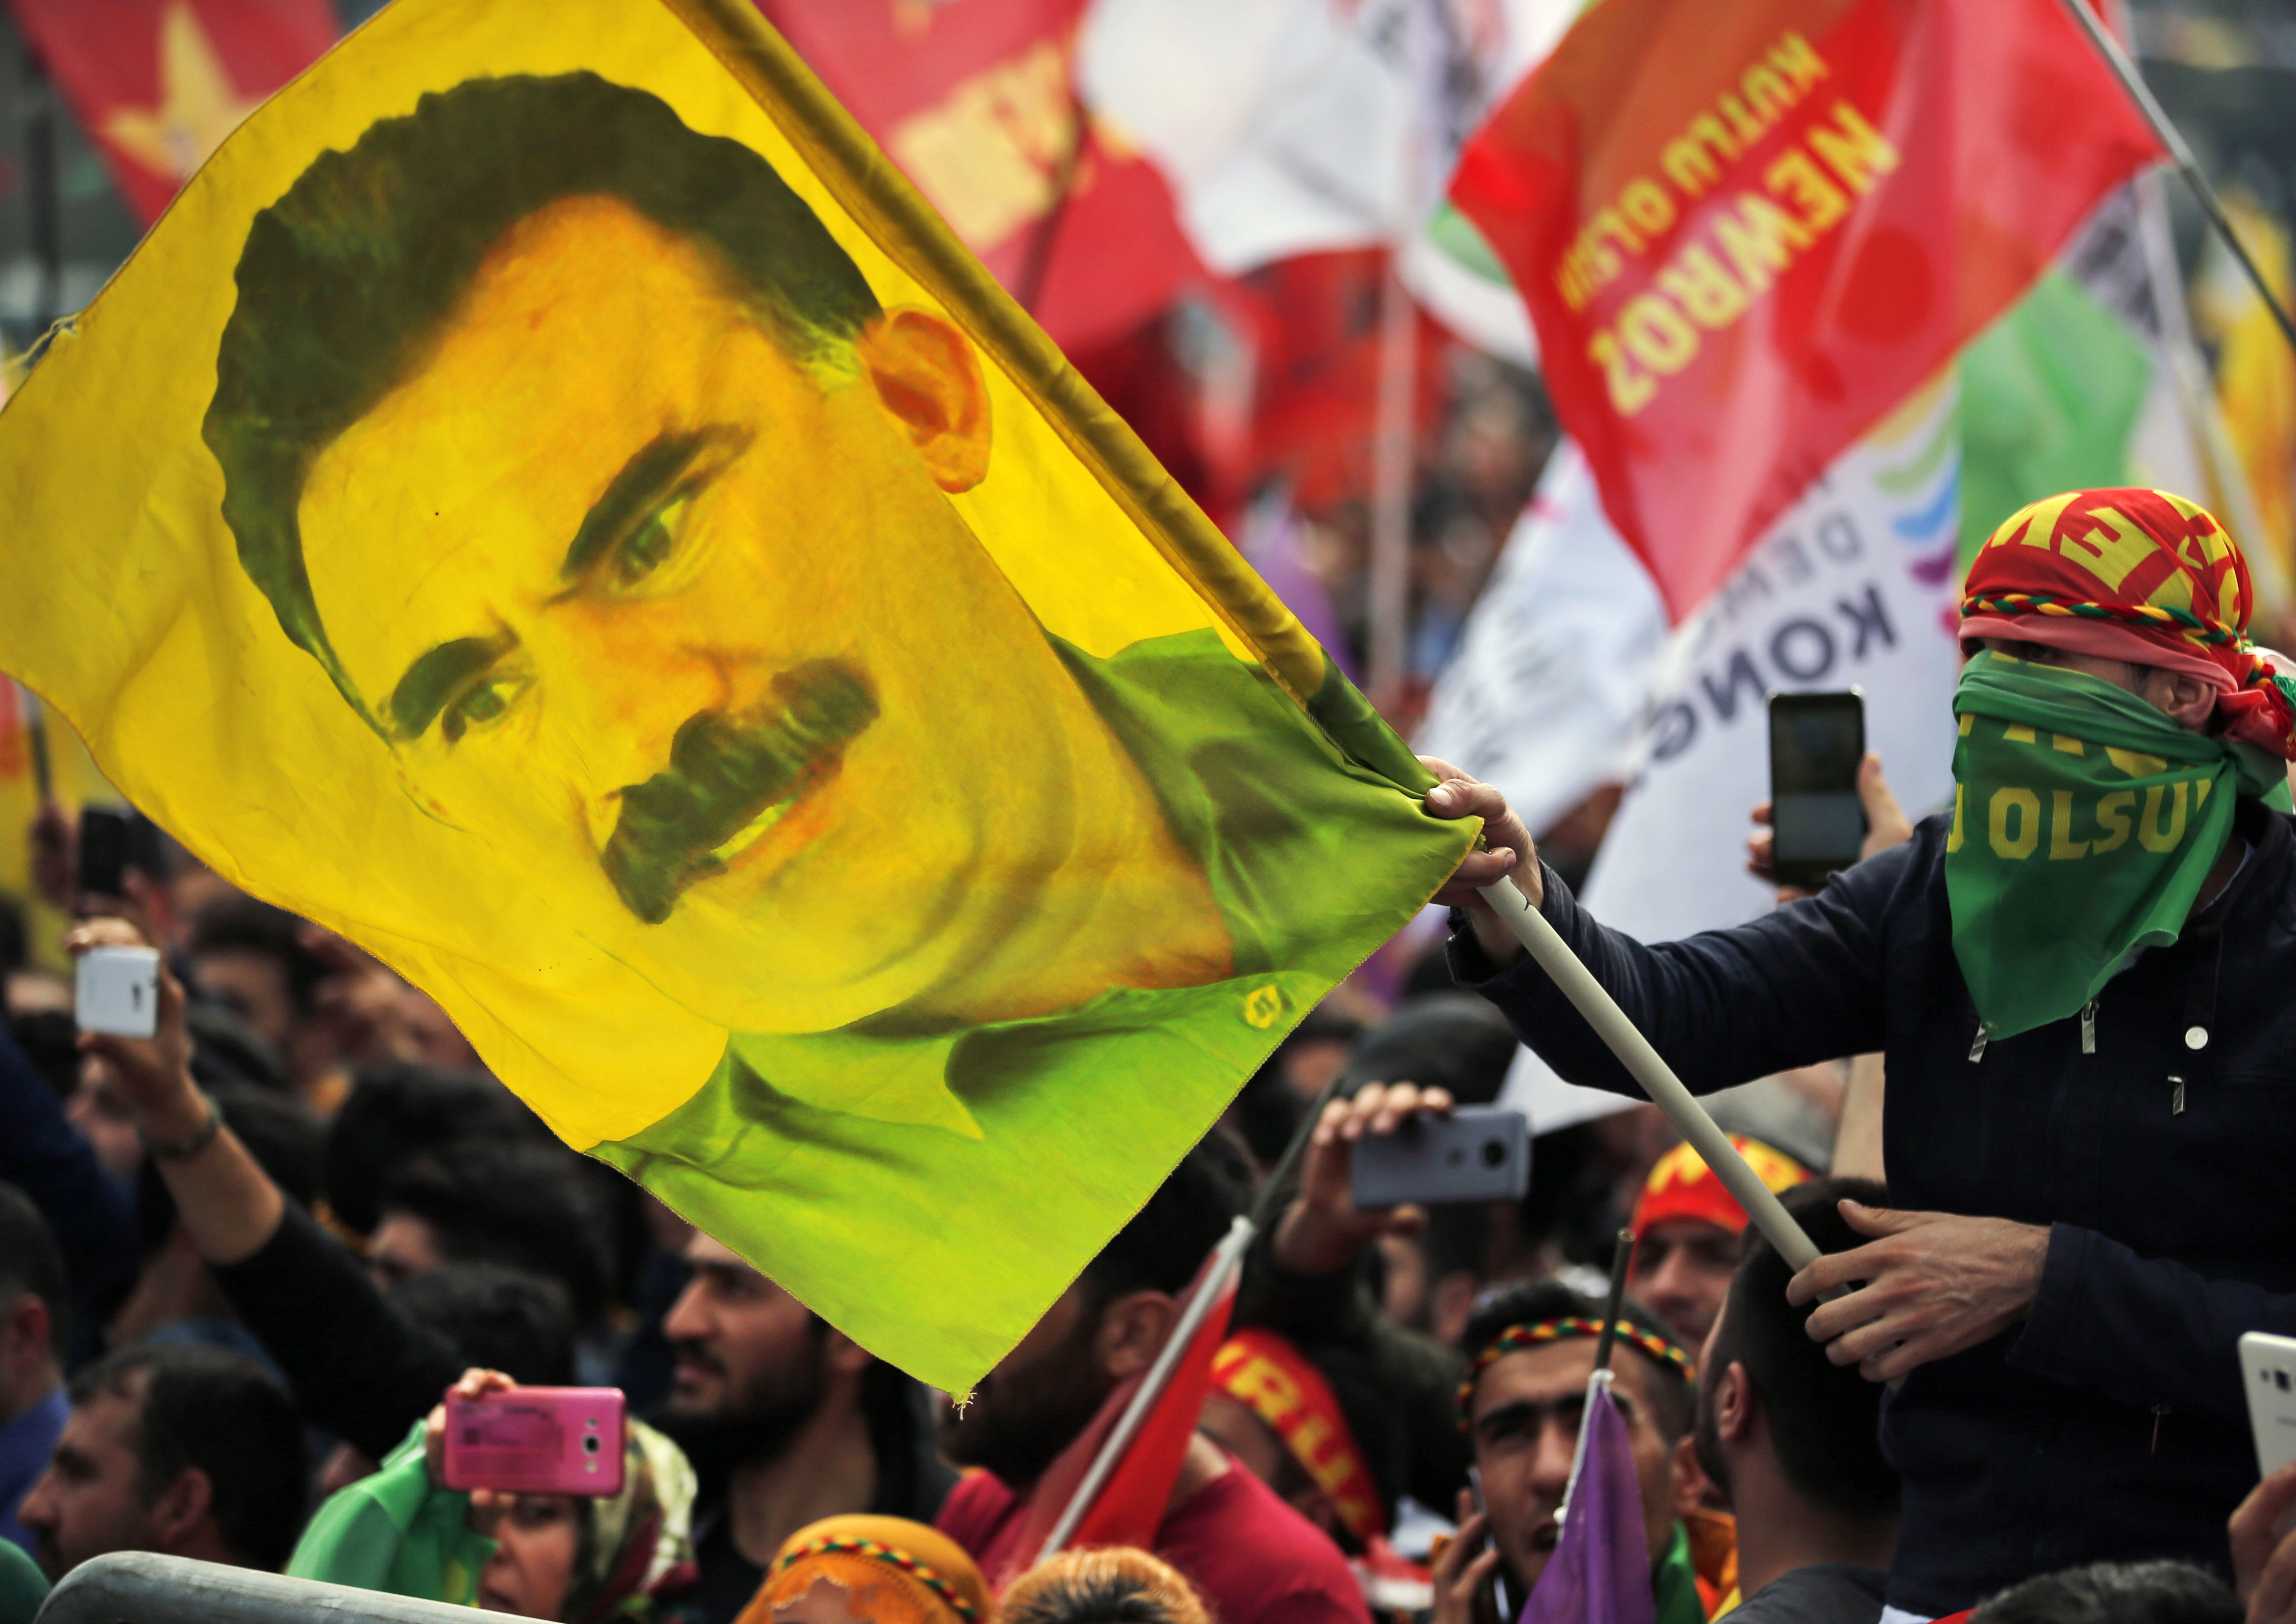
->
[1477, 877, 1823, 1273]
[1557, 1229, 1635, 1528]
[1037, 1213, 1255, 1561]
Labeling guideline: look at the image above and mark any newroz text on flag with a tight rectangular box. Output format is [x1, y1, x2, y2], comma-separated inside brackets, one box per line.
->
[1451, 0, 2164, 623]
[1420, 174, 2239, 918]
[0, 0, 1472, 1392]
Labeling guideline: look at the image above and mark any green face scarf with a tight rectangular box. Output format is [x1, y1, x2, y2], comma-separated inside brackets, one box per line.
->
[1947, 651, 2289, 1042]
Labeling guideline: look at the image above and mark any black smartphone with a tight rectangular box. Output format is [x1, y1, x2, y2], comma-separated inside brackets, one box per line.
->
[1351, 1106, 1531, 1207]
[1767, 690, 1866, 891]
[76, 805, 134, 899]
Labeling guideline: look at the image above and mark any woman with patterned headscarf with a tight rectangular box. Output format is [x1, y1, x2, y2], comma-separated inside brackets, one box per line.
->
[1425, 488, 2296, 1616]
[290, 1369, 698, 1621]
[737, 1515, 988, 1624]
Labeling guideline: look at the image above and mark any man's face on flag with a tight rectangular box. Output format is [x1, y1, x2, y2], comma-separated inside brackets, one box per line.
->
[291, 195, 1054, 1036]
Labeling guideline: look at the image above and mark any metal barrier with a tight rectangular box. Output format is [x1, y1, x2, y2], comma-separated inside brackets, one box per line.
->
[34, 1551, 547, 1624]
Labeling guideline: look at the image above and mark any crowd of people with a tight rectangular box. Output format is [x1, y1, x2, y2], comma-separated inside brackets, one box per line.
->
[4, 486, 2296, 1624]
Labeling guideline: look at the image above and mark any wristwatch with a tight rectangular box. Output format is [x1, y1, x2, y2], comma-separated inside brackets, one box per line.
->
[138, 1089, 222, 1160]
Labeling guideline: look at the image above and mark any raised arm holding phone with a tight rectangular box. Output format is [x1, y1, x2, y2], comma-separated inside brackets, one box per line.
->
[1423, 488, 2296, 1616]
[290, 1366, 694, 1620]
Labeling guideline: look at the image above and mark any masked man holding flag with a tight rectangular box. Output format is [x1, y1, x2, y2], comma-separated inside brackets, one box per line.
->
[1427, 488, 2296, 1620]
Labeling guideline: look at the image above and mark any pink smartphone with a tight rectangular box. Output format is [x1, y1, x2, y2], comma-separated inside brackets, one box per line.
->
[441, 1387, 626, 1498]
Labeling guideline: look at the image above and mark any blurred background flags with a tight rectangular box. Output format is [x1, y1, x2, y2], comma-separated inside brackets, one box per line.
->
[5, 0, 2296, 1043]
[9, 1, 334, 226]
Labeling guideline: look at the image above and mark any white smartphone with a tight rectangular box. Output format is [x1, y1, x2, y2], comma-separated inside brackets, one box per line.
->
[2239, 1331, 2296, 1477]
[75, 945, 160, 1039]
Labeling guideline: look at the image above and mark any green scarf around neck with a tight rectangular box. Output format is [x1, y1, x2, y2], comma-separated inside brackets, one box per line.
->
[1947, 651, 2288, 1042]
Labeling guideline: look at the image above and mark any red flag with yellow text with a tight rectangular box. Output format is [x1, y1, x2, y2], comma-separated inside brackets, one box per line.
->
[10, 0, 335, 226]
[1449, 0, 2163, 622]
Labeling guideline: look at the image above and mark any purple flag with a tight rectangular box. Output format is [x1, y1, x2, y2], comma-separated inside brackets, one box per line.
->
[1518, 1377, 1655, 1624]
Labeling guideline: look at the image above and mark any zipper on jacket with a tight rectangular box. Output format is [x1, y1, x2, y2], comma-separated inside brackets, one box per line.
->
[2152, 1403, 2170, 1453]
[2170, 1075, 2186, 1116]
[2079, 1000, 2098, 1055]
[1968, 1024, 1988, 1063]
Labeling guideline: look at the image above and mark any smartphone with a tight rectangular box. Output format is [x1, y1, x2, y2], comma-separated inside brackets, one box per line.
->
[1768, 690, 1866, 891]
[2241, 1332, 2296, 1478]
[76, 944, 160, 1039]
[1466, 1466, 1513, 1620]
[1352, 1105, 1530, 1208]
[76, 805, 134, 899]
[442, 1387, 626, 1498]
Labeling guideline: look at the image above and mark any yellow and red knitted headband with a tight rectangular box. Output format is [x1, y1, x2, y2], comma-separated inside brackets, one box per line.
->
[1456, 1316, 1693, 1425]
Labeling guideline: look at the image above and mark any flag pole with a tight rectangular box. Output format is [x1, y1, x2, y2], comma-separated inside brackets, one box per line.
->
[1558, 1229, 1635, 1527]
[1038, 1213, 1253, 1559]
[1590, 1227, 1633, 1375]
[1037, 1069, 1349, 1560]
[1476, 877, 1822, 1273]
[2055, 0, 2296, 358]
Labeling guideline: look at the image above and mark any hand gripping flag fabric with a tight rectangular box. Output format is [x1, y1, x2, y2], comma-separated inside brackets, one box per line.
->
[1449, 0, 2165, 624]
[0, 0, 1472, 1393]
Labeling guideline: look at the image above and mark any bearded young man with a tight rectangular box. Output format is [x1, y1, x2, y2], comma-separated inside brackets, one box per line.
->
[1426, 488, 2296, 1620]
[654, 1235, 952, 1624]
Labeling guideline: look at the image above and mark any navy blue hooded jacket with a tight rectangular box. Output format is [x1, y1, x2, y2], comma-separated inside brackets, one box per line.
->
[1450, 796, 2296, 1616]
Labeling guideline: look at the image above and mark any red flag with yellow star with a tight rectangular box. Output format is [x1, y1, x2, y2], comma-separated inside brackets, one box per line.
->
[12, 0, 335, 226]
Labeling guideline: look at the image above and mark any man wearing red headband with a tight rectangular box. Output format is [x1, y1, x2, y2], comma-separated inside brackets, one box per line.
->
[1629, 1136, 1812, 1351]
[1424, 489, 2296, 1618]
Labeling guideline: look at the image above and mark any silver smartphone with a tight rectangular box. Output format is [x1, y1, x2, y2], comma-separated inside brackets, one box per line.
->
[2241, 1331, 2296, 1478]
[1351, 1105, 1530, 1207]
[76, 944, 160, 1039]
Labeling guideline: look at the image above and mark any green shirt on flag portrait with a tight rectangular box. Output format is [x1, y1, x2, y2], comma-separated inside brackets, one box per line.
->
[602, 626, 1450, 1380]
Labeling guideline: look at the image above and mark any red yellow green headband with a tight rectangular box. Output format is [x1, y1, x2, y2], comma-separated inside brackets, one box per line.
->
[1456, 1317, 1694, 1425]
[768, 1537, 981, 1624]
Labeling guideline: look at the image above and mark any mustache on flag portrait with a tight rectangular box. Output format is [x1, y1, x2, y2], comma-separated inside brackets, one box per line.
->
[0, 0, 1472, 1392]
[204, 70, 1239, 1069]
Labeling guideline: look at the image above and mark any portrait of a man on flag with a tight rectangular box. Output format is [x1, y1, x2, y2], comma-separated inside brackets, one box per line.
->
[199, 70, 1308, 1146]
[0, 0, 1470, 1388]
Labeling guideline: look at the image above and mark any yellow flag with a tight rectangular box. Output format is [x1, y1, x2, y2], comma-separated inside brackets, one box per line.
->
[0, 0, 1471, 1390]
